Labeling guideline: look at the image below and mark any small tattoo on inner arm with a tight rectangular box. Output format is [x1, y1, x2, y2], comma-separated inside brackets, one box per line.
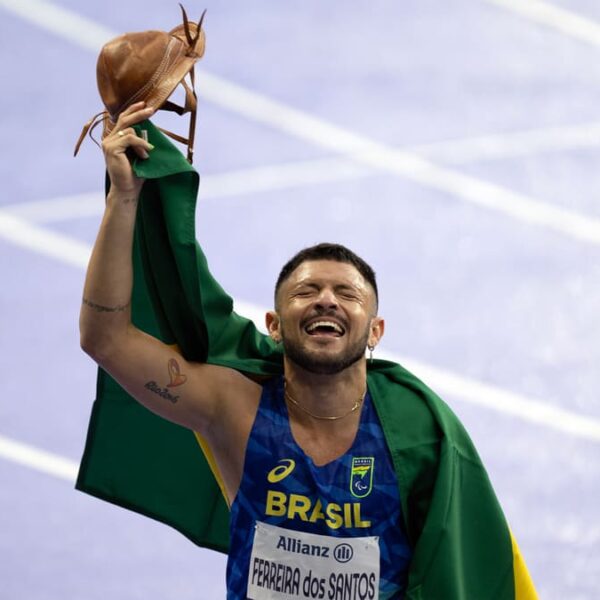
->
[122, 197, 138, 205]
[82, 297, 131, 313]
[167, 358, 187, 388]
[142, 358, 186, 404]
[145, 381, 179, 404]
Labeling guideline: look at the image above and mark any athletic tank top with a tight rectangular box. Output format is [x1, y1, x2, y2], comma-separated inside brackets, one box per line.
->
[226, 377, 412, 599]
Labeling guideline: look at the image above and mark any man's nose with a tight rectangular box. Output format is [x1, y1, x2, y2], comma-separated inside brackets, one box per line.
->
[314, 288, 338, 309]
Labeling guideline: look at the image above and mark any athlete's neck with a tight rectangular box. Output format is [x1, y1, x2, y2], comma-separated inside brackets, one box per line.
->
[283, 357, 367, 426]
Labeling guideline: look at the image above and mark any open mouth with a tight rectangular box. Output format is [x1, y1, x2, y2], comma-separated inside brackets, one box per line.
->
[304, 320, 345, 337]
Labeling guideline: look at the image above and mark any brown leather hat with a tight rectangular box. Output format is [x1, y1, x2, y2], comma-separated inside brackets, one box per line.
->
[75, 5, 206, 163]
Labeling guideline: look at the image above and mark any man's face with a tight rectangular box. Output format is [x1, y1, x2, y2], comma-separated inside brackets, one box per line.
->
[269, 260, 383, 375]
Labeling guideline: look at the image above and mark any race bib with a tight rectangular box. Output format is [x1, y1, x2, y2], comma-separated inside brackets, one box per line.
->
[247, 521, 380, 600]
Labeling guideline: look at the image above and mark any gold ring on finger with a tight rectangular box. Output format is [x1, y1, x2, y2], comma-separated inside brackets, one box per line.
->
[117, 130, 124, 137]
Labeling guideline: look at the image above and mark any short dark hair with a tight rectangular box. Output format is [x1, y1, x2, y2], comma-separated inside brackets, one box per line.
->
[275, 243, 378, 307]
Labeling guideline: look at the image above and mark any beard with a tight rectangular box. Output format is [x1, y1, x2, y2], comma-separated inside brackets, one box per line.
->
[281, 325, 371, 375]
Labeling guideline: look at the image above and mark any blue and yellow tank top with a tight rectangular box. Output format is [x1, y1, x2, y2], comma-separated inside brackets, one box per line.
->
[227, 376, 412, 600]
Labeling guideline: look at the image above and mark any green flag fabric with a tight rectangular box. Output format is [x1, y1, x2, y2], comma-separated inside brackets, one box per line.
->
[76, 122, 538, 598]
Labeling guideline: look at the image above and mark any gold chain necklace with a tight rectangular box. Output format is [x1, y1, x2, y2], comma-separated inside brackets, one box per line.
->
[284, 381, 365, 421]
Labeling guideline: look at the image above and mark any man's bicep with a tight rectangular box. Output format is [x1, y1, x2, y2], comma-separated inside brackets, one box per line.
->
[96, 326, 238, 433]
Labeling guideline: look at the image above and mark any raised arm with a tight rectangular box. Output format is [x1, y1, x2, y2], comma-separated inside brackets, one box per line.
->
[79, 102, 261, 443]
[79, 103, 152, 360]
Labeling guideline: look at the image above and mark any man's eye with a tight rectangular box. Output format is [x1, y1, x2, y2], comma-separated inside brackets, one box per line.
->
[339, 292, 359, 301]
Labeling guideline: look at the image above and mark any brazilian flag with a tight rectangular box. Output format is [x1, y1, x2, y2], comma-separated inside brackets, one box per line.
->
[76, 122, 538, 599]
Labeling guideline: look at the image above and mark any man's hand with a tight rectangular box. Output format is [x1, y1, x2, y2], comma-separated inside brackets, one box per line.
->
[102, 102, 155, 196]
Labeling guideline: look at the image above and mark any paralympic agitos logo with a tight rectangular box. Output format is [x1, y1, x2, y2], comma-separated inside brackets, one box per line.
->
[350, 457, 374, 499]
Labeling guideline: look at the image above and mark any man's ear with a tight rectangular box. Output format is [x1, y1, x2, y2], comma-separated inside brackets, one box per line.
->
[368, 316, 385, 348]
[266, 311, 282, 343]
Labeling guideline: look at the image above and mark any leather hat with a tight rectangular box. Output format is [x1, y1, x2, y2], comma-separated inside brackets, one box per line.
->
[75, 5, 206, 163]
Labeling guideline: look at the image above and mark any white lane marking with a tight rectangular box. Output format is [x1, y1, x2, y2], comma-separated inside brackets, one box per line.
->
[0, 0, 114, 52]
[3, 159, 370, 223]
[0, 210, 91, 268]
[3, 191, 106, 223]
[196, 71, 600, 246]
[411, 121, 600, 164]
[2, 0, 600, 244]
[355, 143, 600, 243]
[484, 0, 600, 46]
[8, 119, 600, 224]
[0, 215, 599, 442]
[0, 434, 78, 482]
[387, 355, 600, 442]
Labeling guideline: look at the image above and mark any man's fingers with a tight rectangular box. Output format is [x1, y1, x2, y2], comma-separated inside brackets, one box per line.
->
[115, 103, 154, 131]
[107, 134, 153, 161]
[122, 101, 146, 114]
[105, 128, 153, 154]
[128, 137, 152, 160]
[104, 102, 155, 157]
[112, 126, 136, 140]
[103, 127, 131, 152]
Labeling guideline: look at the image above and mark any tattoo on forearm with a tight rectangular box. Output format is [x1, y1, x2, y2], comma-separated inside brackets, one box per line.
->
[144, 381, 179, 403]
[82, 297, 131, 313]
[122, 196, 138, 205]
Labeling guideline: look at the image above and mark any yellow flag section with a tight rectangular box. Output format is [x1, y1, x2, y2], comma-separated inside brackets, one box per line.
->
[511, 532, 538, 599]
[194, 431, 231, 508]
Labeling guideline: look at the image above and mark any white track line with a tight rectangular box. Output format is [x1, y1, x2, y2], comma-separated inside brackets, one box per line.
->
[0, 210, 91, 268]
[2, 0, 600, 245]
[8, 118, 600, 224]
[387, 355, 600, 442]
[484, 0, 600, 46]
[412, 121, 600, 164]
[3, 192, 105, 224]
[197, 73, 600, 245]
[2, 159, 370, 223]
[0, 434, 78, 482]
[8, 181, 600, 246]
[3, 191, 108, 224]
[0, 0, 114, 52]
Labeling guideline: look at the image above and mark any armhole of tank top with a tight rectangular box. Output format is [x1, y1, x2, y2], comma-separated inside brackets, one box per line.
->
[229, 378, 278, 509]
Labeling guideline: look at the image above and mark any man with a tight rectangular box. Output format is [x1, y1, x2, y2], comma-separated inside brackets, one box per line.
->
[80, 102, 537, 599]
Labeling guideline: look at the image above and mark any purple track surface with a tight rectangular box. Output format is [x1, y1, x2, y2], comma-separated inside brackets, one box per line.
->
[1, 1, 599, 598]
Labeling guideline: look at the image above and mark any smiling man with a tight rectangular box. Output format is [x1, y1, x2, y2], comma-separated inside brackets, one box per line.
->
[231, 247, 410, 598]
[79, 100, 537, 599]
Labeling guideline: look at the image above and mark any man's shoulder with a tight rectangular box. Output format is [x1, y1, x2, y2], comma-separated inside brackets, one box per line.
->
[367, 360, 476, 458]
[366, 358, 449, 418]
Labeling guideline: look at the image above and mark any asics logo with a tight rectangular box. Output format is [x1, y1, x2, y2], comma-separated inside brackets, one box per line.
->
[267, 459, 296, 483]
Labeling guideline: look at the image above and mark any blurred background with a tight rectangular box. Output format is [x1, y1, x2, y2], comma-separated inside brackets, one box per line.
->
[1, 0, 599, 597]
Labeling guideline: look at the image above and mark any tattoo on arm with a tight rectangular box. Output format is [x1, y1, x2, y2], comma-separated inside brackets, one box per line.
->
[82, 297, 131, 313]
[144, 381, 179, 404]
[142, 359, 187, 405]
[167, 358, 187, 387]
[106, 194, 138, 206]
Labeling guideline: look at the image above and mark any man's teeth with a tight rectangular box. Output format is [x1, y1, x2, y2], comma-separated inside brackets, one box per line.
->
[306, 321, 343, 334]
